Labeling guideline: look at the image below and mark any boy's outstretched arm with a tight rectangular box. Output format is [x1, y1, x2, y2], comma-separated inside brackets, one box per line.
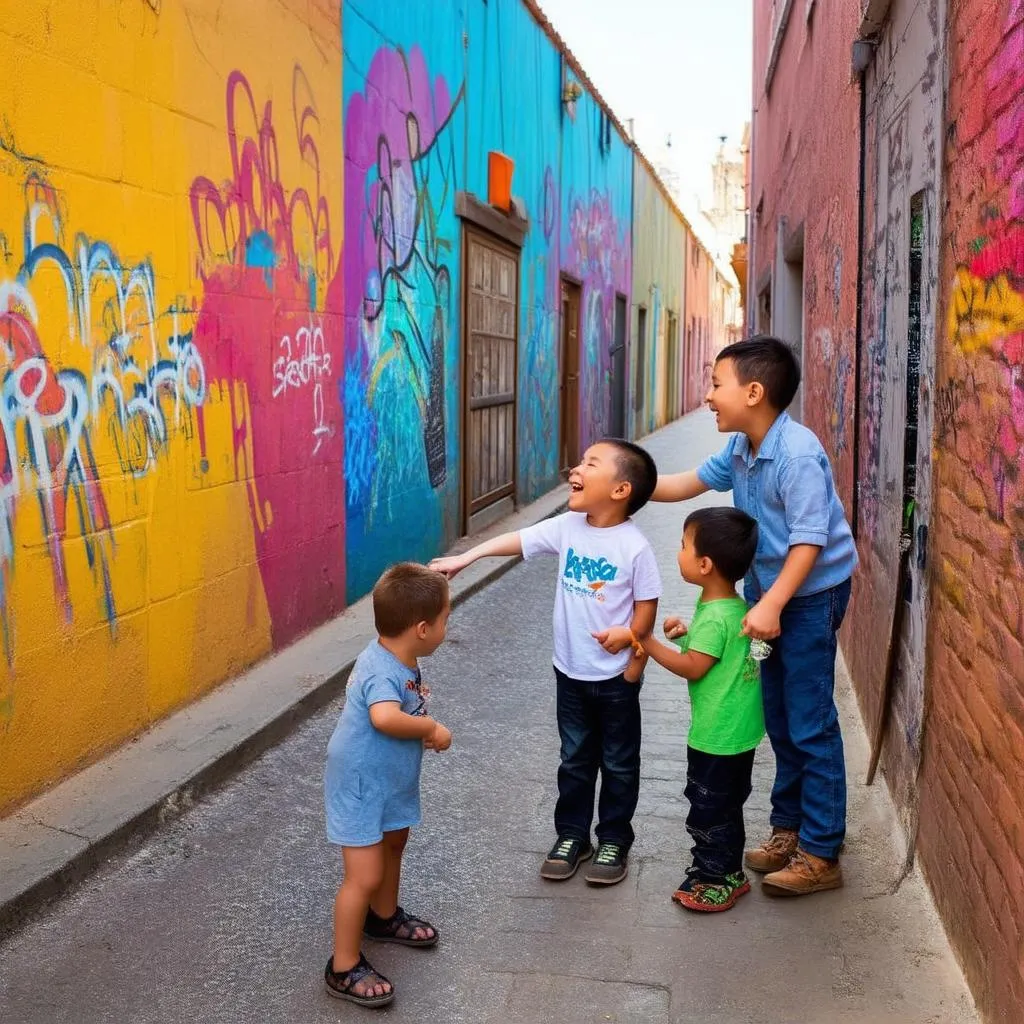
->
[429, 531, 523, 579]
[651, 469, 709, 502]
[639, 633, 717, 681]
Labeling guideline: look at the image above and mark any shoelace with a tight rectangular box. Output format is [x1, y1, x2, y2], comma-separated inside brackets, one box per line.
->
[765, 831, 796, 854]
[594, 844, 621, 865]
[553, 838, 577, 858]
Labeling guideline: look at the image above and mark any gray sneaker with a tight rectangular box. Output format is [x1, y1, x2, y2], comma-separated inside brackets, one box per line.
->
[584, 842, 628, 885]
[540, 836, 594, 880]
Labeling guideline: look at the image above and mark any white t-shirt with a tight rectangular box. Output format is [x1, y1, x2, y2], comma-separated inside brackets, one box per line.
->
[520, 511, 662, 681]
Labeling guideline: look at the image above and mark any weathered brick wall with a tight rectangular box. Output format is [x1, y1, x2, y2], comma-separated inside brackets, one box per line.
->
[920, 0, 1024, 1017]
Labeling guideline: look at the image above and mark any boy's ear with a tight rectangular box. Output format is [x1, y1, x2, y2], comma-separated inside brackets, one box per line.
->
[746, 381, 766, 406]
[698, 555, 714, 576]
[611, 479, 632, 503]
[415, 620, 429, 639]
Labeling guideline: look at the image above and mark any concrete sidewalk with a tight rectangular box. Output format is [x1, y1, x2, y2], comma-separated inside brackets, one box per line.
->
[0, 482, 569, 936]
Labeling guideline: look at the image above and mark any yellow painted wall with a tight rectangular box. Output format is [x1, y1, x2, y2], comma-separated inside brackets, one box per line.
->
[0, 0, 342, 812]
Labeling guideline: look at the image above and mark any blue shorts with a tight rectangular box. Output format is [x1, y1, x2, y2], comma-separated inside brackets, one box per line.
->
[324, 764, 422, 847]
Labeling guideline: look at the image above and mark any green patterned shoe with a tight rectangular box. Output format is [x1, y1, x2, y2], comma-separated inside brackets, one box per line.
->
[672, 871, 751, 913]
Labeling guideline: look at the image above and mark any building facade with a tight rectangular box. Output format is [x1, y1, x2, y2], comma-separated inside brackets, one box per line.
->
[749, 1, 1023, 1018]
[0, 0, 734, 813]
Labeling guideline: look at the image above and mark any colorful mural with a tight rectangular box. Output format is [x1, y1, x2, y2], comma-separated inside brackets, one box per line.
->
[343, 42, 464, 599]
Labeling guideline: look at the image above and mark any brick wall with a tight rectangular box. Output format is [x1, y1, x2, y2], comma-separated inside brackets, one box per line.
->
[920, 0, 1024, 1017]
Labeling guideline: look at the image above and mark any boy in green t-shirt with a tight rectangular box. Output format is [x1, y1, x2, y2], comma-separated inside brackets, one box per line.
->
[639, 507, 764, 912]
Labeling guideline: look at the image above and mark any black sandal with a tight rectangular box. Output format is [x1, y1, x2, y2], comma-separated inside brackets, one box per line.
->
[363, 905, 439, 947]
[324, 953, 394, 1007]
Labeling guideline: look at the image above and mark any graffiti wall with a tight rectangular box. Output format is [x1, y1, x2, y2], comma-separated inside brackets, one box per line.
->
[631, 158, 685, 435]
[843, 0, 943, 825]
[559, 86, 633, 453]
[0, 0, 734, 813]
[342, 9, 465, 600]
[920, 0, 1024, 1017]
[462, 0, 563, 503]
[0, 0, 343, 812]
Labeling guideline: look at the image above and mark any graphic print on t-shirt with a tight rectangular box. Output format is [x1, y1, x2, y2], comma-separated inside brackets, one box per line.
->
[405, 670, 430, 716]
[562, 546, 620, 603]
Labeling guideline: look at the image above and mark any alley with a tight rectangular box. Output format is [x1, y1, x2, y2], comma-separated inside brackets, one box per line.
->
[0, 412, 975, 1024]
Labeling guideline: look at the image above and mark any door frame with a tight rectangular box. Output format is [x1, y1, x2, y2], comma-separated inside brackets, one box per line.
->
[459, 223, 521, 535]
[558, 273, 583, 475]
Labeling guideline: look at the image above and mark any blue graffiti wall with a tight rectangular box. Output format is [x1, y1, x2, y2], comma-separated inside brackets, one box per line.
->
[464, 0, 563, 503]
[342, 0, 466, 599]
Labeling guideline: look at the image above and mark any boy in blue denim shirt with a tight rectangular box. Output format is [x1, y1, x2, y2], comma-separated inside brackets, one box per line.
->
[653, 336, 857, 896]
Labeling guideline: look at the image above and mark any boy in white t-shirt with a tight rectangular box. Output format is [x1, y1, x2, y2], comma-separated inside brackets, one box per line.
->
[430, 439, 661, 886]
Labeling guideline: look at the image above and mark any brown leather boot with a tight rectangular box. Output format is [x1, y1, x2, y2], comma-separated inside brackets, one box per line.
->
[743, 827, 799, 873]
[762, 849, 844, 896]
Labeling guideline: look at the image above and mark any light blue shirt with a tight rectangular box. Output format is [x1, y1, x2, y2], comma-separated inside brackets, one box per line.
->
[697, 412, 858, 601]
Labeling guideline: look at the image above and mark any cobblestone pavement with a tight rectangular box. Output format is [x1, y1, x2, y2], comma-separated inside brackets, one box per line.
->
[0, 410, 976, 1023]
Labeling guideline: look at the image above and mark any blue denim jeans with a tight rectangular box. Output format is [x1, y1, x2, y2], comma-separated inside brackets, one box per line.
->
[553, 669, 642, 852]
[757, 578, 851, 860]
[685, 746, 755, 883]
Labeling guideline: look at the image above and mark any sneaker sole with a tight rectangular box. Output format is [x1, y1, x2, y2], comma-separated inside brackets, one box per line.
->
[540, 847, 593, 881]
[761, 876, 844, 897]
[672, 880, 751, 912]
[583, 865, 628, 886]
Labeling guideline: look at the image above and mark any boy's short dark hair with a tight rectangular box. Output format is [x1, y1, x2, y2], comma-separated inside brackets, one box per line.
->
[599, 438, 658, 516]
[373, 562, 449, 637]
[716, 335, 801, 411]
[684, 507, 758, 584]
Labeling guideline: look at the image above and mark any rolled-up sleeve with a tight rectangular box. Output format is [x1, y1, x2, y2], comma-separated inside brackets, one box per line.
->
[779, 456, 830, 547]
[696, 441, 735, 492]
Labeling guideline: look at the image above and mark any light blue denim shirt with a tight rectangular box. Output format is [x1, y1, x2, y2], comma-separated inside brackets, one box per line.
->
[697, 412, 858, 601]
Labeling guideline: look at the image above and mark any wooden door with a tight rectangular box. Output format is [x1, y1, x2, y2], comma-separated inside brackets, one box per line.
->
[463, 229, 518, 529]
[559, 278, 581, 473]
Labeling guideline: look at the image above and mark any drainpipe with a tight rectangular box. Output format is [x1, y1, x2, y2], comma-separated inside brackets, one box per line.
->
[851, 40, 874, 540]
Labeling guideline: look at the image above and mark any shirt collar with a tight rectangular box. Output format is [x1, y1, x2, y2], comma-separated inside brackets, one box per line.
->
[735, 411, 790, 462]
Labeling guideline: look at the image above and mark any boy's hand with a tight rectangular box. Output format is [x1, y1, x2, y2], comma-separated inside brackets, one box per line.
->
[663, 616, 688, 640]
[424, 722, 452, 752]
[741, 599, 782, 641]
[592, 626, 638, 655]
[428, 554, 469, 580]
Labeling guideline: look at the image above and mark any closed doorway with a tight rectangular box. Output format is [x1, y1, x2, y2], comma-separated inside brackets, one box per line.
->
[559, 278, 582, 473]
[463, 228, 519, 533]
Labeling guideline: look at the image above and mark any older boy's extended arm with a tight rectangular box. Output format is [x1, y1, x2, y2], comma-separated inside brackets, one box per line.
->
[651, 470, 708, 502]
[639, 634, 717, 681]
[429, 530, 523, 579]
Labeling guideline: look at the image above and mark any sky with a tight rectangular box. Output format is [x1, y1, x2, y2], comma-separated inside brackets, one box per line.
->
[536, 0, 753, 213]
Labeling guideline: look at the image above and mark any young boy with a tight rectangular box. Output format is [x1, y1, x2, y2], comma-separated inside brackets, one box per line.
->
[430, 439, 661, 886]
[653, 336, 857, 896]
[323, 563, 453, 1008]
[615, 507, 764, 912]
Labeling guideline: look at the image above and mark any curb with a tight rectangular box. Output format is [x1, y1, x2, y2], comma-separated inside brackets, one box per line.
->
[0, 492, 568, 939]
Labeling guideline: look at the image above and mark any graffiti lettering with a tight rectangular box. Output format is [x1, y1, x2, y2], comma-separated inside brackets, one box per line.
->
[273, 316, 333, 454]
[0, 174, 205, 653]
[564, 548, 619, 584]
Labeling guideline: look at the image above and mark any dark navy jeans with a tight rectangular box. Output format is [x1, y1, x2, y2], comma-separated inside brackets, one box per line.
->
[553, 668, 642, 852]
[757, 578, 852, 860]
[685, 746, 756, 883]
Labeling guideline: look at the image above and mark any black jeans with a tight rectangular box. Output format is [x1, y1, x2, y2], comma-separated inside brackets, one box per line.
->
[554, 668, 642, 852]
[684, 746, 756, 883]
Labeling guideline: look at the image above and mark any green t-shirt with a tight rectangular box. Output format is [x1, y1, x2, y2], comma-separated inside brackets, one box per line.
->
[676, 595, 765, 755]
